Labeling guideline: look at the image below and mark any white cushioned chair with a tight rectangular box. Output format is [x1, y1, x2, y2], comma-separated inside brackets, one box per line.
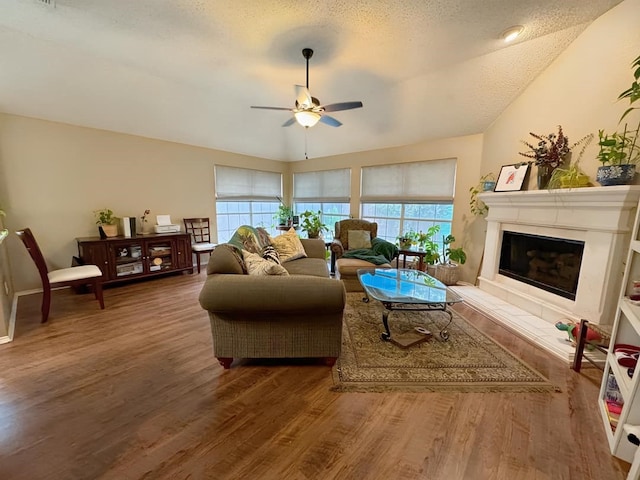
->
[16, 227, 104, 323]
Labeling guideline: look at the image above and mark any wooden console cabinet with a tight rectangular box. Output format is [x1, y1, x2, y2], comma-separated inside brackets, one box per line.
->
[76, 232, 193, 285]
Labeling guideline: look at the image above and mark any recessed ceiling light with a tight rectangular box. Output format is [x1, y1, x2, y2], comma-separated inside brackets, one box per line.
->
[501, 25, 524, 43]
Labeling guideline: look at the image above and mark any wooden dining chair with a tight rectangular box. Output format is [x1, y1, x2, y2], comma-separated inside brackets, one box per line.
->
[183, 218, 216, 273]
[16, 228, 105, 323]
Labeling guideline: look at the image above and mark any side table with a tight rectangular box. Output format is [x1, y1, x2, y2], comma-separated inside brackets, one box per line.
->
[397, 248, 428, 272]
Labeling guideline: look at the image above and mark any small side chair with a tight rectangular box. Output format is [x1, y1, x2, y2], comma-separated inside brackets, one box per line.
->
[16, 228, 105, 323]
[183, 218, 216, 273]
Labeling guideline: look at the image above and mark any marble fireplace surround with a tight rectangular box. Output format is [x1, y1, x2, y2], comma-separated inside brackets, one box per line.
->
[477, 185, 640, 328]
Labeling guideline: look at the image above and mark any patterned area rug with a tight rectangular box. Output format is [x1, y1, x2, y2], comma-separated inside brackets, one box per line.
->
[332, 293, 560, 393]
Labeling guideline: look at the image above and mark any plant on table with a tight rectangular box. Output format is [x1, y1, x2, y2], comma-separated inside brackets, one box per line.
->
[94, 208, 117, 225]
[275, 196, 294, 226]
[299, 210, 328, 238]
[417, 225, 441, 265]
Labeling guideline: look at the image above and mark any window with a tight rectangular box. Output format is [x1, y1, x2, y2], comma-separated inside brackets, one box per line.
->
[215, 166, 282, 243]
[293, 169, 351, 237]
[360, 159, 456, 245]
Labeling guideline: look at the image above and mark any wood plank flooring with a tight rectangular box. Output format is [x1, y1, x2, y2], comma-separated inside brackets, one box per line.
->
[0, 272, 631, 479]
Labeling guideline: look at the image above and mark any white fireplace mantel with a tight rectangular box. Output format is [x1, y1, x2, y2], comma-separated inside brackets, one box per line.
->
[477, 185, 640, 327]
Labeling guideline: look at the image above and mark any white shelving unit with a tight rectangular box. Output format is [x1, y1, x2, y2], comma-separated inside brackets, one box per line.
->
[600, 200, 640, 463]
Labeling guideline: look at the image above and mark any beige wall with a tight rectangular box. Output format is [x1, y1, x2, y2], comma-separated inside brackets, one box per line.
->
[0, 113, 284, 291]
[481, 0, 640, 188]
[290, 134, 486, 284]
[2, 0, 637, 295]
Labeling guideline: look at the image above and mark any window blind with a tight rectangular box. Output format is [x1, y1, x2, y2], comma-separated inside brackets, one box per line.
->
[360, 159, 456, 202]
[293, 168, 351, 202]
[215, 165, 282, 200]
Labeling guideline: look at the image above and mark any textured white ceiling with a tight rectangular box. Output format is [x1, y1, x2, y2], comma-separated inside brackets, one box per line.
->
[0, 0, 625, 161]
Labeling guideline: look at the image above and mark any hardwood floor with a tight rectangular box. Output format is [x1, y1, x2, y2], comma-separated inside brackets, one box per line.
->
[0, 272, 631, 479]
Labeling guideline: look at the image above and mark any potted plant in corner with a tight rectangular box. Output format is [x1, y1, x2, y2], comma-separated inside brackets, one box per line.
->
[94, 208, 119, 237]
[299, 210, 328, 238]
[433, 234, 467, 286]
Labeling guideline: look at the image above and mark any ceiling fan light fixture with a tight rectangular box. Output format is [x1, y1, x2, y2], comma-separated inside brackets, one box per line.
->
[501, 25, 524, 43]
[294, 111, 321, 127]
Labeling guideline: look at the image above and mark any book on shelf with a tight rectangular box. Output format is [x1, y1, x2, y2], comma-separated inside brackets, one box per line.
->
[605, 374, 624, 404]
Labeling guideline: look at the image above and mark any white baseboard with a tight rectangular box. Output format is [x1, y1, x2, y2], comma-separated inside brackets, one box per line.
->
[2, 288, 44, 344]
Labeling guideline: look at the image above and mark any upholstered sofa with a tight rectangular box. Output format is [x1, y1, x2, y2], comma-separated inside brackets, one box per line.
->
[198, 229, 346, 369]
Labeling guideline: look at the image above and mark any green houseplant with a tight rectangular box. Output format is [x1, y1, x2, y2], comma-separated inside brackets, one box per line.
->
[596, 53, 640, 186]
[94, 208, 118, 237]
[434, 234, 467, 286]
[595, 123, 640, 186]
[275, 196, 294, 227]
[618, 54, 640, 123]
[469, 172, 496, 216]
[397, 231, 415, 249]
[299, 210, 328, 238]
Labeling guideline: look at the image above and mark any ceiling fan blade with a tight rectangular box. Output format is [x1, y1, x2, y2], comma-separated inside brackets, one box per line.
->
[250, 106, 292, 111]
[295, 85, 313, 109]
[282, 117, 296, 127]
[319, 115, 342, 127]
[321, 101, 363, 112]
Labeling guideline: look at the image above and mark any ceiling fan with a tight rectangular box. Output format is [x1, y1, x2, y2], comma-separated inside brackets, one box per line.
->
[250, 48, 363, 128]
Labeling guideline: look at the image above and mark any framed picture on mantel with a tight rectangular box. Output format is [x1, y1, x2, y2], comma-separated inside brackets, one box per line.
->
[495, 163, 530, 192]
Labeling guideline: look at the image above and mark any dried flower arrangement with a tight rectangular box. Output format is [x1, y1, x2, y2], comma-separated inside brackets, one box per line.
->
[519, 125, 572, 168]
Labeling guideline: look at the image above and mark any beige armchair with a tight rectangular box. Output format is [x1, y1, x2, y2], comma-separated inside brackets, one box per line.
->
[331, 219, 393, 292]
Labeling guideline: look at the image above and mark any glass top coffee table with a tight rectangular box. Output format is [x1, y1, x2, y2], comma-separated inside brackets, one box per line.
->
[357, 268, 463, 348]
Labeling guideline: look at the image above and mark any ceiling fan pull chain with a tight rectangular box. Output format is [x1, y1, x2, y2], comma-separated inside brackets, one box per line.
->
[305, 128, 309, 160]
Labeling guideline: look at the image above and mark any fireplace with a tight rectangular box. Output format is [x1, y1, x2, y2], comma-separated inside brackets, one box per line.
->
[477, 186, 640, 327]
[499, 232, 584, 301]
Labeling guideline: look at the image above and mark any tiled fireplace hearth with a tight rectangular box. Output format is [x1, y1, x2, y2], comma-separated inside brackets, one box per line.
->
[477, 185, 640, 329]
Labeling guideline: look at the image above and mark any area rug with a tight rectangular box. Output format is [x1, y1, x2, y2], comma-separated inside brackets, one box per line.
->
[331, 293, 560, 393]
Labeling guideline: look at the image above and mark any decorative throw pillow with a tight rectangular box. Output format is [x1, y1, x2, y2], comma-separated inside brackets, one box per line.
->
[270, 228, 307, 263]
[348, 230, 372, 249]
[262, 245, 281, 264]
[241, 250, 289, 276]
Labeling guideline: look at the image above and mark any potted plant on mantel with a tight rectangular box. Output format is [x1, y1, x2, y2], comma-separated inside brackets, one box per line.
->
[299, 210, 328, 238]
[595, 123, 640, 186]
[434, 234, 467, 286]
[595, 53, 640, 186]
[519, 126, 591, 190]
[94, 208, 118, 237]
[547, 133, 594, 189]
[469, 172, 496, 216]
